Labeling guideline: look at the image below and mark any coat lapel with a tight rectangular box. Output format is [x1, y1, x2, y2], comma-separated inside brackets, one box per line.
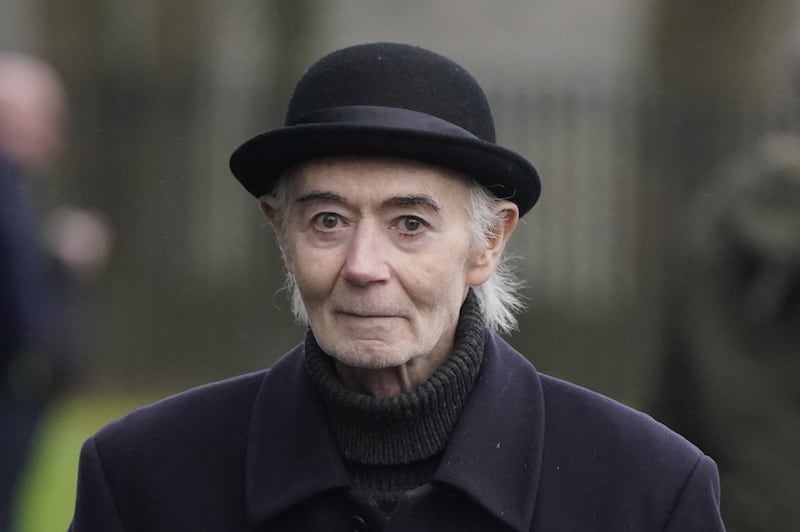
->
[434, 332, 545, 532]
[245, 344, 351, 524]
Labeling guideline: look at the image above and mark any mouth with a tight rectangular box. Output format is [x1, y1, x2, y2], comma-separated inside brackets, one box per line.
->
[334, 305, 407, 319]
[338, 311, 399, 319]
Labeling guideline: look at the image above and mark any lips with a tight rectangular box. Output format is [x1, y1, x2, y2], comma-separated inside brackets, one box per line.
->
[331, 295, 410, 319]
[334, 304, 407, 319]
[338, 311, 401, 318]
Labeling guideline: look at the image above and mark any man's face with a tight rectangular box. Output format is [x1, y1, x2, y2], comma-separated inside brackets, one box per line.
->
[270, 157, 495, 370]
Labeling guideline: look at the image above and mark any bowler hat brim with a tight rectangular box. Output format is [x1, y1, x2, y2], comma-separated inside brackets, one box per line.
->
[229, 123, 541, 215]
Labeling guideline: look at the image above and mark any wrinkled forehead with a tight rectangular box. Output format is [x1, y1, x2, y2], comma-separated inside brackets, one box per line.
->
[280, 156, 473, 204]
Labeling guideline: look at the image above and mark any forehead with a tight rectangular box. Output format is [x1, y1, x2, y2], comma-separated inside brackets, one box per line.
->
[284, 156, 472, 204]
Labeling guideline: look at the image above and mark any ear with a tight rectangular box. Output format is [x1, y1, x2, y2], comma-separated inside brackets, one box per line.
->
[258, 194, 280, 224]
[466, 201, 520, 286]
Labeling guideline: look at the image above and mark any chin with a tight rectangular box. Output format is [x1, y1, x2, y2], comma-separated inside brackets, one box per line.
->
[321, 338, 416, 370]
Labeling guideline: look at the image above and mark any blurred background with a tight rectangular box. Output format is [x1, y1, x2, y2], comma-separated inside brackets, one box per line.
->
[0, 0, 798, 530]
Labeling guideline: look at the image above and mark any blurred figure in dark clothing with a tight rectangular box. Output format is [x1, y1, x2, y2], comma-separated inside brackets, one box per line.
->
[0, 52, 66, 532]
[0, 52, 111, 532]
[651, 134, 800, 532]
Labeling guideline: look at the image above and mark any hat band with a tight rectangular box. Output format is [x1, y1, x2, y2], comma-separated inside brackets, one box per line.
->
[291, 105, 479, 140]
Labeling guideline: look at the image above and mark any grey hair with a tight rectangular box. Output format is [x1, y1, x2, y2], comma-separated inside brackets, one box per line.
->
[465, 184, 526, 334]
[270, 175, 525, 334]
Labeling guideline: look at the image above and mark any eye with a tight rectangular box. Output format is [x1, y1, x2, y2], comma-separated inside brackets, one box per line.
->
[312, 212, 343, 230]
[395, 216, 427, 234]
[402, 217, 422, 232]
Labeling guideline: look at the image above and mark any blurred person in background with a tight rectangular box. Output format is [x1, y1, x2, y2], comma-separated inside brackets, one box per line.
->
[69, 42, 724, 531]
[0, 52, 111, 532]
[651, 135, 800, 532]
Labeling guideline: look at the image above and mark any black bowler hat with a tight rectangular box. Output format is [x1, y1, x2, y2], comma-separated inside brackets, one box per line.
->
[229, 42, 541, 215]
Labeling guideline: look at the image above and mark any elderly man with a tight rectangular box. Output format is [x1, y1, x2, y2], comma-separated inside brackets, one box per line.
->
[69, 43, 725, 531]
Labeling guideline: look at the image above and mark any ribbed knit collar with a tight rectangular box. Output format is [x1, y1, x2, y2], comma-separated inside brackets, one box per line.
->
[304, 290, 485, 466]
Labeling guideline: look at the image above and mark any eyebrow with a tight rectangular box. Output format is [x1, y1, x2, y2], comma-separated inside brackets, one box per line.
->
[295, 190, 344, 204]
[294, 190, 440, 213]
[382, 194, 440, 212]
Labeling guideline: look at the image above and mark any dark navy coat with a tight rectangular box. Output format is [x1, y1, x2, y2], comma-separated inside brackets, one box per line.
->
[69, 332, 725, 531]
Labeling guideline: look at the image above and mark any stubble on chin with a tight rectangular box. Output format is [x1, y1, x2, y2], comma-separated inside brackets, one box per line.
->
[318, 334, 416, 370]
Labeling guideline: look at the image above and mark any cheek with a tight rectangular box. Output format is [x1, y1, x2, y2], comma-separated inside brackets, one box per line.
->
[275, 230, 294, 268]
[283, 241, 342, 296]
[406, 242, 473, 303]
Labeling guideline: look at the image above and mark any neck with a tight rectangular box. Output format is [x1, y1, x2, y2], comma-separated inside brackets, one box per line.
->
[302, 290, 486, 466]
[336, 364, 413, 398]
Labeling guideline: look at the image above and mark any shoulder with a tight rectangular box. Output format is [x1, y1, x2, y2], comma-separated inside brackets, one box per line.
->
[92, 369, 268, 458]
[70, 348, 314, 528]
[536, 374, 722, 527]
[539, 373, 703, 467]
[484, 333, 704, 469]
[487, 334, 709, 482]
[490, 337, 706, 476]
[474, 334, 723, 529]
[75, 369, 272, 519]
[88, 343, 309, 461]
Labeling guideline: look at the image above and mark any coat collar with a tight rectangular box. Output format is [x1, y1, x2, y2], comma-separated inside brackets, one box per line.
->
[433, 332, 544, 531]
[245, 332, 544, 531]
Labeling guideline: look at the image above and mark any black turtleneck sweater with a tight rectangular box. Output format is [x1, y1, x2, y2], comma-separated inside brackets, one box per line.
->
[304, 291, 486, 514]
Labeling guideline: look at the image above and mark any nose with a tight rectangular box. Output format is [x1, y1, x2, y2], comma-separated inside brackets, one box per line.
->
[341, 222, 390, 286]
